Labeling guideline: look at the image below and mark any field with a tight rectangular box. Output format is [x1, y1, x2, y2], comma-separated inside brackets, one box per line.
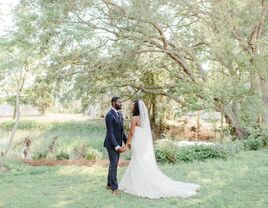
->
[0, 150, 267, 208]
[0, 117, 111, 160]
[0, 117, 267, 208]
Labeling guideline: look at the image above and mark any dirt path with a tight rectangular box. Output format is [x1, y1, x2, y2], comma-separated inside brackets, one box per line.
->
[21, 159, 129, 167]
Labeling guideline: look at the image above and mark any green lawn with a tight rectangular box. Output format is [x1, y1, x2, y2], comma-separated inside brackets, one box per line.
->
[0, 150, 267, 208]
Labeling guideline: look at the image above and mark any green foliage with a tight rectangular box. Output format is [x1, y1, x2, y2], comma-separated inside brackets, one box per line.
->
[238, 94, 267, 131]
[6, 95, 31, 106]
[86, 148, 102, 160]
[176, 145, 228, 162]
[30, 134, 103, 160]
[56, 151, 70, 160]
[71, 141, 91, 159]
[221, 142, 244, 154]
[155, 136, 268, 164]
[70, 141, 103, 160]
[241, 125, 268, 150]
[27, 76, 54, 114]
[243, 136, 264, 151]
[155, 143, 228, 163]
[155, 140, 178, 163]
[31, 152, 48, 160]
[30, 136, 57, 160]
[1, 0, 266, 139]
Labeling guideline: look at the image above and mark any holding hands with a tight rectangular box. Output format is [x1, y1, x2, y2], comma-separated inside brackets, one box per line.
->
[117, 146, 126, 153]
[121, 143, 131, 152]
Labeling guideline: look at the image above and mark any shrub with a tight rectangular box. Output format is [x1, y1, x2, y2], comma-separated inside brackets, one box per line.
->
[258, 127, 268, 147]
[72, 141, 91, 159]
[155, 149, 177, 163]
[243, 136, 264, 151]
[222, 142, 244, 155]
[260, 134, 268, 147]
[243, 125, 268, 150]
[56, 151, 70, 160]
[155, 140, 178, 163]
[86, 149, 103, 160]
[155, 140, 228, 163]
[176, 145, 228, 162]
[32, 152, 48, 160]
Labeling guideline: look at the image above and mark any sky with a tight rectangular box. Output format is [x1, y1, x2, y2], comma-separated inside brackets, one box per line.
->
[0, 0, 19, 35]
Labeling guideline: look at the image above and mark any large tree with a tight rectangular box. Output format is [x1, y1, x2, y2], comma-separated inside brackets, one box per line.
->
[17, 0, 268, 138]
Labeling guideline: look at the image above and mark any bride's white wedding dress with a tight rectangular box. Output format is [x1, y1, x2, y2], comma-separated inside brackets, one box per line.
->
[118, 100, 200, 199]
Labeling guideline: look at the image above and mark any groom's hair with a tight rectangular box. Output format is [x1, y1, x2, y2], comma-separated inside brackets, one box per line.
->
[132, 100, 140, 116]
[111, 96, 121, 105]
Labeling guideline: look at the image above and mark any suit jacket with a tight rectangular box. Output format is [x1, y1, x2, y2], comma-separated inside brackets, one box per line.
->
[104, 109, 127, 149]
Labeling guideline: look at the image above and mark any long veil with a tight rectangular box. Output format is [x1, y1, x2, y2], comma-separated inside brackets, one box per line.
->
[138, 100, 157, 163]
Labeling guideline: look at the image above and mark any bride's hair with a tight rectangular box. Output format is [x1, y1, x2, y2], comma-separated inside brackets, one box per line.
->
[132, 100, 140, 116]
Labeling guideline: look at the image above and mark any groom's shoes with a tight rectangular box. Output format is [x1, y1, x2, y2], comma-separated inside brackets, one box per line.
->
[112, 190, 121, 196]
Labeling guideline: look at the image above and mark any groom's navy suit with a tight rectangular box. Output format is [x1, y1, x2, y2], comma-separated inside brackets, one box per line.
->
[104, 108, 127, 191]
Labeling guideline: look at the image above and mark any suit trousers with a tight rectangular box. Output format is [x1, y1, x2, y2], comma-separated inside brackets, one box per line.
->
[106, 147, 120, 191]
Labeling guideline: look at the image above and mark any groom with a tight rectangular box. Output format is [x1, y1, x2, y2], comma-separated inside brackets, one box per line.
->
[104, 96, 127, 195]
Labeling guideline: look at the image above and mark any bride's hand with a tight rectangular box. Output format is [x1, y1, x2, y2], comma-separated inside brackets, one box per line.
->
[125, 143, 131, 149]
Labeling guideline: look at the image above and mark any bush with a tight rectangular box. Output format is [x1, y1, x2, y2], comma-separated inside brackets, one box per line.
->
[155, 140, 228, 163]
[260, 134, 268, 147]
[243, 125, 268, 150]
[258, 127, 268, 147]
[176, 145, 228, 162]
[86, 149, 103, 160]
[56, 151, 70, 160]
[222, 142, 244, 155]
[31, 135, 60, 160]
[243, 137, 264, 151]
[32, 152, 48, 160]
[71, 141, 91, 159]
[155, 140, 178, 163]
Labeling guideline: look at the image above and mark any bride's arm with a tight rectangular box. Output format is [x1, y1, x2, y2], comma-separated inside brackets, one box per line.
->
[125, 117, 137, 147]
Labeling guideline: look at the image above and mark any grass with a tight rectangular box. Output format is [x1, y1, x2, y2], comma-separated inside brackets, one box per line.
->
[0, 119, 267, 207]
[0, 149, 267, 208]
[0, 120, 108, 158]
[0, 119, 133, 160]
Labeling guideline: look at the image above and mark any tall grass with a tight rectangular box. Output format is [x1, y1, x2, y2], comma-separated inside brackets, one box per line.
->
[0, 120, 107, 158]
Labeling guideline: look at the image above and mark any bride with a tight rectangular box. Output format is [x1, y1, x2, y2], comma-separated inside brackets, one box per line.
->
[118, 100, 200, 199]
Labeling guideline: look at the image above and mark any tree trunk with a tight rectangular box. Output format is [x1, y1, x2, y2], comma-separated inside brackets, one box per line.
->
[150, 95, 157, 126]
[0, 67, 24, 168]
[12, 106, 16, 120]
[224, 103, 248, 139]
